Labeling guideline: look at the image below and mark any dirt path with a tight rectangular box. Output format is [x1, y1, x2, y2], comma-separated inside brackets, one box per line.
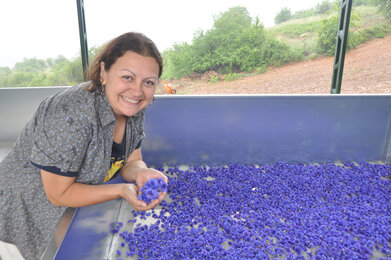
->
[164, 35, 391, 94]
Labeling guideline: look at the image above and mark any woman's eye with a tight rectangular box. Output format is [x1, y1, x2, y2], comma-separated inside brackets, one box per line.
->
[145, 80, 156, 87]
[122, 75, 132, 81]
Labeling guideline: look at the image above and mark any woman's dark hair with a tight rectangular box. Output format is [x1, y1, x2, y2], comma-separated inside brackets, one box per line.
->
[86, 32, 163, 93]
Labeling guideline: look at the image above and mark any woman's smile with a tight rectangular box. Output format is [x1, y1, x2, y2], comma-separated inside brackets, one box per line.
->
[121, 95, 141, 105]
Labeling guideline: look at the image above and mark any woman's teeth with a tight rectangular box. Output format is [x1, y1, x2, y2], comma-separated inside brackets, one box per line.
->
[122, 95, 140, 104]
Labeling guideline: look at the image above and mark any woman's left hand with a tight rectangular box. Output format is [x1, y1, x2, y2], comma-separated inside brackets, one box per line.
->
[120, 149, 168, 210]
[121, 182, 164, 211]
[134, 167, 168, 206]
[134, 167, 168, 190]
[122, 164, 168, 210]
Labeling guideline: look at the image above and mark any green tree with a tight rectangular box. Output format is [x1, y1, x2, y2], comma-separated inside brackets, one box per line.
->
[317, 12, 340, 56]
[315, 0, 334, 14]
[274, 7, 292, 24]
[353, 0, 376, 6]
[162, 43, 194, 79]
[13, 57, 48, 73]
[6, 71, 35, 87]
[292, 8, 316, 19]
[317, 7, 359, 56]
[0, 67, 11, 87]
[46, 57, 83, 86]
[374, 0, 391, 19]
[163, 6, 266, 77]
[163, 6, 298, 79]
[207, 6, 254, 72]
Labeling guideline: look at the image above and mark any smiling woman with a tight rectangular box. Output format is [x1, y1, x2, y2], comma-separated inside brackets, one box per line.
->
[100, 52, 159, 119]
[0, 32, 168, 260]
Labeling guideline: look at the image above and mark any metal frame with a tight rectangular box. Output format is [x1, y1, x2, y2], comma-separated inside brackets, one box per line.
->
[76, 0, 89, 81]
[330, 0, 353, 94]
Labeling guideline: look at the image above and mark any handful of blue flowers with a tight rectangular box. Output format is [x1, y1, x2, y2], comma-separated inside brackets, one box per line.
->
[137, 177, 167, 205]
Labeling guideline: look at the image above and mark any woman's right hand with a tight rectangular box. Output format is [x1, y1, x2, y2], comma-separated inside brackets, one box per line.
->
[121, 183, 163, 211]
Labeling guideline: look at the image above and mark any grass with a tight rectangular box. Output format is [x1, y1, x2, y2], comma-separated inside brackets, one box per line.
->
[265, 5, 390, 60]
[268, 15, 324, 37]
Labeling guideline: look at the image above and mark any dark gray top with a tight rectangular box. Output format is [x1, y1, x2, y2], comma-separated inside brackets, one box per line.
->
[0, 82, 145, 259]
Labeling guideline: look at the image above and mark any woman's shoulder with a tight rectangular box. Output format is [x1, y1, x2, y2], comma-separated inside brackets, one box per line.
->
[37, 82, 97, 123]
[55, 82, 95, 106]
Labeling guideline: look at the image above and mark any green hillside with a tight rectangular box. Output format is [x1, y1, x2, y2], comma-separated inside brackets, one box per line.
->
[268, 6, 391, 59]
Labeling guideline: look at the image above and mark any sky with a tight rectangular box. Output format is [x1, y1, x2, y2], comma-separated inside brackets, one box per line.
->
[0, 0, 325, 68]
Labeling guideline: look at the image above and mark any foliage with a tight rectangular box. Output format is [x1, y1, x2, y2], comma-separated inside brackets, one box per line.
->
[193, 6, 259, 73]
[0, 48, 99, 87]
[260, 38, 302, 66]
[350, 23, 391, 46]
[209, 75, 219, 83]
[315, 0, 334, 14]
[0, 56, 83, 87]
[374, 0, 391, 19]
[292, 8, 317, 20]
[274, 7, 292, 24]
[270, 18, 323, 37]
[162, 43, 194, 79]
[316, 6, 361, 56]
[353, 0, 377, 6]
[0, 67, 11, 87]
[163, 6, 299, 79]
[317, 12, 339, 56]
[223, 73, 241, 82]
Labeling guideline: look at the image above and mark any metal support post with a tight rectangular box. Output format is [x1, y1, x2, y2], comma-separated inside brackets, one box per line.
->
[76, 0, 89, 81]
[330, 0, 353, 94]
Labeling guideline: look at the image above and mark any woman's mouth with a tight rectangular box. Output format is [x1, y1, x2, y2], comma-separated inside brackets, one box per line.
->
[121, 95, 141, 104]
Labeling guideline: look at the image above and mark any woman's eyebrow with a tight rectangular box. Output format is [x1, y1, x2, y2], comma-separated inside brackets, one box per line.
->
[120, 69, 157, 80]
[120, 69, 136, 76]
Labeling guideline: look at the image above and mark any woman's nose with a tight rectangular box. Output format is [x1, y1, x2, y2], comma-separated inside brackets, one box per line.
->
[130, 80, 143, 95]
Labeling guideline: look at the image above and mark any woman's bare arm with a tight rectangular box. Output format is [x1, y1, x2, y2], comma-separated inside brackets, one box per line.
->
[40, 170, 132, 207]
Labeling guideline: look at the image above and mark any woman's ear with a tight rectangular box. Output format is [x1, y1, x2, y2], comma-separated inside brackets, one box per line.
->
[100, 61, 106, 85]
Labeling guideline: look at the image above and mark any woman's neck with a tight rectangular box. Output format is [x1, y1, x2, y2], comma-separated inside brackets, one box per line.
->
[113, 116, 126, 143]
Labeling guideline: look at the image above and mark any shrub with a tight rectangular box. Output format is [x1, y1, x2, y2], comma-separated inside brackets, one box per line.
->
[315, 0, 334, 14]
[163, 6, 301, 80]
[260, 38, 301, 66]
[317, 6, 361, 56]
[374, 0, 391, 19]
[317, 13, 339, 56]
[292, 8, 317, 19]
[350, 23, 391, 47]
[162, 43, 194, 79]
[275, 7, 292, 24]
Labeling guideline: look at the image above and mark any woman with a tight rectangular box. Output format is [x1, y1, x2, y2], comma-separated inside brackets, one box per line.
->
[0, 32, 167, 259]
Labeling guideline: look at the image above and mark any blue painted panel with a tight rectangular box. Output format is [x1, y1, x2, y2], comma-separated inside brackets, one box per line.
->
[54, 176, 125, 260]
[143, 95, 391, 166]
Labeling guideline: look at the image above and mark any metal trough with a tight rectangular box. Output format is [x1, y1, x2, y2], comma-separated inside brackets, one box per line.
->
[1, 88, 390, 259]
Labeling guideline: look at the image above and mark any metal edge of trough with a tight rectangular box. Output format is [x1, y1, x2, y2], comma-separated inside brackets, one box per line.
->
[383, 99, 391, 162]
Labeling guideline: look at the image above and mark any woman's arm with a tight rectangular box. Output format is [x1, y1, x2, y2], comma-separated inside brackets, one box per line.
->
[41, 148, 168, 210]
[40, 170, 137, 208]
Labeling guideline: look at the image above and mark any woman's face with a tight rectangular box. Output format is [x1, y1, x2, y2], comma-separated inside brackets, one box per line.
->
[100, 51, 159, 118]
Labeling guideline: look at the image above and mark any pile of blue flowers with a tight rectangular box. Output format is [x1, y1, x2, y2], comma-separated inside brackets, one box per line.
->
[113, 161, 391, 259]
[137, 177, 167, 205]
